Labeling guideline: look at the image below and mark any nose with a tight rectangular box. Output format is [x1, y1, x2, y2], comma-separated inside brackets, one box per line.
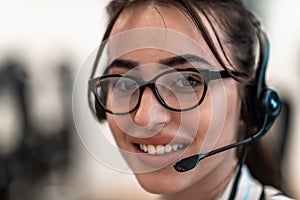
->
[133, 88, 170, 129]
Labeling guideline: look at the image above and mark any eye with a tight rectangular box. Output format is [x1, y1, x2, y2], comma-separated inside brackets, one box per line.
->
[113, 78, 138, 93]
[175, 75, 202, 88]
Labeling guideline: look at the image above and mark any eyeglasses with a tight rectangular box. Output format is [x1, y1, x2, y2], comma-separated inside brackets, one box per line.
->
[89, 68, 230, 115]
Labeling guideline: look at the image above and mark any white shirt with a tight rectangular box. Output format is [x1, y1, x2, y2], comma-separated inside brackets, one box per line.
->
[217, 166, 293, 200]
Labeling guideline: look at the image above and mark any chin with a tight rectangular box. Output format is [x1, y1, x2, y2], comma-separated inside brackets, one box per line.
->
[134, 167, 189, 195]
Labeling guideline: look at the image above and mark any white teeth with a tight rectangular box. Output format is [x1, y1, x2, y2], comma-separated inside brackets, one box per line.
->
[156, 145, 164, 155]
[172, 144, 178, 151]
[143, 145, 148, 152]
[138, 144, 187, 155]
[148, 145, 156, 155]
[165, 144, 172, 153]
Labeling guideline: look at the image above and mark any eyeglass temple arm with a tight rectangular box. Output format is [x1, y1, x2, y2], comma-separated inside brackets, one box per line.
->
[209, 70, 231, 80]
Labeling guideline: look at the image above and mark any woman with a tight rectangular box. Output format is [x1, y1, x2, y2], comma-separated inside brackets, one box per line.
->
[88, 0, 292, 199]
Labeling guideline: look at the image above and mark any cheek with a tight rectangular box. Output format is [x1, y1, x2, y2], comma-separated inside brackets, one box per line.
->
[107, 114, 127, 147]
[185, 80, 241, 150]
[171, 90, 213, 153]
[213, 81, 241, 146]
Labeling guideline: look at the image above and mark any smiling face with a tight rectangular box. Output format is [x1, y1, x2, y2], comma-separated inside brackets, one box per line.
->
[104, 4, 242, 199]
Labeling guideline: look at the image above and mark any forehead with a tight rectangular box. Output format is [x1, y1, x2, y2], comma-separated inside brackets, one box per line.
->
[106, 4, 219, 67]
[111, 4, 201, 40]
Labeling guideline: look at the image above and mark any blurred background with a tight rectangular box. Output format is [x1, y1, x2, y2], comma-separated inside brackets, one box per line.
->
[0, 0, 299, 199]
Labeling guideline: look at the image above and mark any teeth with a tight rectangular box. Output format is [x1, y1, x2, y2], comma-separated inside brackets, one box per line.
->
[172, 144, 178, 151]
[156, 145, 164, 155]
[148, 145, 156, 155]
[165, 144, 172, 153]
[138, 144, 187, 155]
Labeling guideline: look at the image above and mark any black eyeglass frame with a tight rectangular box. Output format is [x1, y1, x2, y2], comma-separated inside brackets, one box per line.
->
[89, 68, 231, 115]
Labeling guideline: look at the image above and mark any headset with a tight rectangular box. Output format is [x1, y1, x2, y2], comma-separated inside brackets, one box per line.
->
[173, 27, 281, 200]
[173, 27, 281, 172]
[91, 4, 281, 197]
[92, 24, 281, 173]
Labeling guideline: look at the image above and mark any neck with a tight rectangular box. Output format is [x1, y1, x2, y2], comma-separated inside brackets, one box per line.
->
[160, 152, 238, 200]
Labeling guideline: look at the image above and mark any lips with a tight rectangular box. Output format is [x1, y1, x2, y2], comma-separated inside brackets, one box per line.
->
[123, 134, 192, 170]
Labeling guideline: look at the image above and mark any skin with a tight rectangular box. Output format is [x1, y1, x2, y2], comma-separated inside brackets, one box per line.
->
[106, 4, 242, 200]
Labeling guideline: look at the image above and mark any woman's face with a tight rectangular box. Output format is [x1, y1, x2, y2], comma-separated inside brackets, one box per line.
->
[105, 4, 241, 196]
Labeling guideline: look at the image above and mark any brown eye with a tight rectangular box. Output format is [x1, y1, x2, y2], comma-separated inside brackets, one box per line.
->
[112, 78, 139, 94]
[175, 75, 201, 87]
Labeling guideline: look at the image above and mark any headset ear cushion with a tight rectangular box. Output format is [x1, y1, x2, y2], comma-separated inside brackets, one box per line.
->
[241, 86, 281, 129]
[260, 89, 281, 118]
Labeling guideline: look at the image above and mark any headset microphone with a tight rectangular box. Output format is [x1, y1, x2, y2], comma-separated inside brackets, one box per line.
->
[174, 30, 282, 173]
[174, 105, 276, 172]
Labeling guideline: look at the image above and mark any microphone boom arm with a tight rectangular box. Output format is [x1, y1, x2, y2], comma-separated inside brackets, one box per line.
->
[174, 115, 269, 172]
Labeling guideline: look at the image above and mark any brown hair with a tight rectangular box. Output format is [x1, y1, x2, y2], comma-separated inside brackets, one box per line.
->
[89, 0, 283, 191]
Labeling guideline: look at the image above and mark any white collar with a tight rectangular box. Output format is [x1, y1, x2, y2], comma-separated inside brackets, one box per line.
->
[217, 166, 263, 200]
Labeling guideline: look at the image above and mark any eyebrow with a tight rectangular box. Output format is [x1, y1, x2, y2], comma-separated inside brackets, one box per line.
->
[160, 54, 211, 67]
[107, 54, 211, 70]
[107, 59, 139, 70]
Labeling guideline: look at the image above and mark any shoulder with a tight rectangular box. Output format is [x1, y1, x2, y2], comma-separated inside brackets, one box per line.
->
[219, 166, 294, 200]
[264, 185, 294, 200]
